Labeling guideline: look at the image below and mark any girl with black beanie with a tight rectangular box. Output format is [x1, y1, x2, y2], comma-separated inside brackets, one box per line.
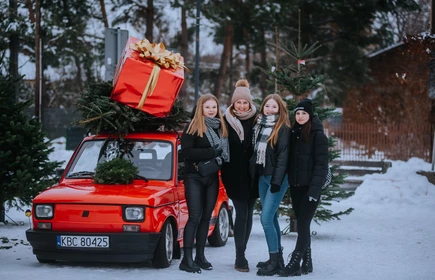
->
[279, 98, 329, 277]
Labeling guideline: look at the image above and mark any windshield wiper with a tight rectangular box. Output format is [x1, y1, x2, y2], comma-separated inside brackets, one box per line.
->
[135, 174, 149, 182]
[68, 171, 95, 178]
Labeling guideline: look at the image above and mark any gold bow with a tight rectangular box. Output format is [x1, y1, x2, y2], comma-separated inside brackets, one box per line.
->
[130, 39, 187, 70]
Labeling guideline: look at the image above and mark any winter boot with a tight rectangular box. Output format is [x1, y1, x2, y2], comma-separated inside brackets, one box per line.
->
[179, 247, 201, 273]
[301, 247, 313, 274]
[256, 252, 281, 276]
[195, 246, 213, 270]
[278, 251, 302, 277]
[256, 247, 284, 269]
[235, 249, 249, 272]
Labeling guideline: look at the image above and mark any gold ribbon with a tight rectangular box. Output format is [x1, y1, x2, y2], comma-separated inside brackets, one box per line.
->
[137, 64, 161, 110]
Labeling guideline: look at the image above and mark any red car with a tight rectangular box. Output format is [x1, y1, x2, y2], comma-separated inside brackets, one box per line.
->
[26, 131, 232, 268]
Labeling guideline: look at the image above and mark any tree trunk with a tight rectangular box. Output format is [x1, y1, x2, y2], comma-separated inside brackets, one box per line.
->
[244, 27, 250, 75]
[146, 0, 154, 41]
[179, 6, 189, 106]
[214, 24, 233, 100]
[99, 0, 109, 28]
[74, 55, 83, 93]
[9, 0, 19, 100]
[35, 0, 41, 120]
[259, 26, 267, 98]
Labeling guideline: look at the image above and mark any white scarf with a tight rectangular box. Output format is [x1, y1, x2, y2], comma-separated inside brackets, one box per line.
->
[252, 114, 278, 167]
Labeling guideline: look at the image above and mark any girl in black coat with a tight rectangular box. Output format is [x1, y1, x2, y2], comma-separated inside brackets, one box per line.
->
[221, 79, 258, 272]
[279, 99, 329, 277]
[180, 94, 229, 273]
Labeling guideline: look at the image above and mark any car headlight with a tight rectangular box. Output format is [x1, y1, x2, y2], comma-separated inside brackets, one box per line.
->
[124, 207, 145, 221]
[35, 205, 54, 219]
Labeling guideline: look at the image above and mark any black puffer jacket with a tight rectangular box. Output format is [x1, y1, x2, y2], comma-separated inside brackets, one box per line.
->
[221, 115, 258, 200]
[256, 125, 290, 189]
[180, 124, 216, 175]
[287, 116, 328, 199]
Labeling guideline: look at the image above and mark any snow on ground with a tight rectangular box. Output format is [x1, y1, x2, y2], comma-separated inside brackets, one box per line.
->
[1, 140, 434, 280]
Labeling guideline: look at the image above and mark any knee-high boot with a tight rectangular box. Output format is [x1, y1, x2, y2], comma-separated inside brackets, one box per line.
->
[195, 245, 213, 270]
[179, 247, 201, 273]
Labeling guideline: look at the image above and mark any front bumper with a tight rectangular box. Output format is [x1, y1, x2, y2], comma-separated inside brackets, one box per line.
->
[26, 229, 161, 263]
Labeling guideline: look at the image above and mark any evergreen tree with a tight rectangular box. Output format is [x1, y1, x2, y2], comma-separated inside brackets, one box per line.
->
[75, 81, 190, 136]
[265, 39, 354, 232]
[0, 75, 61, 218]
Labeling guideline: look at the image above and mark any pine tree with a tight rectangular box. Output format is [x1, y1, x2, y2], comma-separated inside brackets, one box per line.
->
[264, 32, 354, 232]
[74, 81, 190, 137]
[0, 75, 62, 220]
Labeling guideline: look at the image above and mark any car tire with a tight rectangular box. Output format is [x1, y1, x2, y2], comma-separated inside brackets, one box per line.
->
[36, 256, 55, 264]
[208, 204, 230, 247]
[152, 220, 174, 268]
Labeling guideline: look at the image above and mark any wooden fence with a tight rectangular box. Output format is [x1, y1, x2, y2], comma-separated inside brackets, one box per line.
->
[323, 122, 433, 162]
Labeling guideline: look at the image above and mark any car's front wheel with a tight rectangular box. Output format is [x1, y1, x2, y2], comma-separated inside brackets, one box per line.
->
[152, 220, 174, 268]
[208, 204, 230, 247]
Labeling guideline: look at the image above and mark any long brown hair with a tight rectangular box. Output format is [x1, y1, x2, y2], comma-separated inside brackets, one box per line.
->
[186, 94, 228, 137]
[256, 94, 290, 148]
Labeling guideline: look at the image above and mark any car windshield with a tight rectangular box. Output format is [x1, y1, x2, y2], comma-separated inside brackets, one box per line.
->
[66, 139, 173, 181]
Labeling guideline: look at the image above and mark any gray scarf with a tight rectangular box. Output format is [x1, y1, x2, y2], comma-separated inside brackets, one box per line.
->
[252, 114, 278, 167]
[204, 117, 230, 164]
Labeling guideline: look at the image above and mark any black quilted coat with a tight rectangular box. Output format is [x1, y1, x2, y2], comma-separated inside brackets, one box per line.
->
[287, 116, 329, 199]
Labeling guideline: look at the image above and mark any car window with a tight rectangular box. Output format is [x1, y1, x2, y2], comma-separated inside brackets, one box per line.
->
[66, 139, 173, 181]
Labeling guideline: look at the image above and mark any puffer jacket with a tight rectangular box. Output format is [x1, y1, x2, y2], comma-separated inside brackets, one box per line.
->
[256, 125, 290, 188]
[287, 116, 328, 199]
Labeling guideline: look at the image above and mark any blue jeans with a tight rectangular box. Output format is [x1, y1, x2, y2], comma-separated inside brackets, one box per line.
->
[258, 175, 289, 253]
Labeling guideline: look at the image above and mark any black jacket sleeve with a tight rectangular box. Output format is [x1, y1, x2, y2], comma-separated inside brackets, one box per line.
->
[180, 124, 215, 161]
[271, 126, 290, 187]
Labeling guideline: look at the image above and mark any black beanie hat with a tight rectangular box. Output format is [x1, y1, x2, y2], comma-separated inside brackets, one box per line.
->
[294, 98, 313, 118]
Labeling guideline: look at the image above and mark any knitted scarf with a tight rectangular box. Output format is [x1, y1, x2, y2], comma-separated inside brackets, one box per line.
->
[204, 117, 230, 164]
[224, 105, 257, 141]
[252, 114, 278, 167]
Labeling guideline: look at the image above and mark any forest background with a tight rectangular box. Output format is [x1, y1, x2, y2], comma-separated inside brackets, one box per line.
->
[0, 0, 431, 112]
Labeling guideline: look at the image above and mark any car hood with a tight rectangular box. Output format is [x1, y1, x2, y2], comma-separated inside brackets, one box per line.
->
[34, 181, 176, 207]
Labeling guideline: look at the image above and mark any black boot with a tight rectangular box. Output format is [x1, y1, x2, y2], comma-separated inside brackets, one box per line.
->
[278, 251, 302, 277]
[235, 249, 249, 272]
[179, 247, 201, 273]
[195, 246, 213, 270]
[301, 247, 313, 274]
[256, 252, 280, 276]
[256, 247, 284, 269]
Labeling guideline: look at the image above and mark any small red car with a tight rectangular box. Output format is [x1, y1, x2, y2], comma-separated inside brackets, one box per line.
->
[26, 131, 232, 268]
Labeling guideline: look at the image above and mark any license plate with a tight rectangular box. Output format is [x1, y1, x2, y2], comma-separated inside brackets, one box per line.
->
[57, 235, 109, 248]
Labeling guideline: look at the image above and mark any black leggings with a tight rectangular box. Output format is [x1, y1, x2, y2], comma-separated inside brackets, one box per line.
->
[232, 198, 257, 253]
[290, 186, 319, 254]
[183, 173, 219, 249]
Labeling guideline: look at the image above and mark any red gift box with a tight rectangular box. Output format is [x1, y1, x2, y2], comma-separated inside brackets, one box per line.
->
[111, 36, 185, 117]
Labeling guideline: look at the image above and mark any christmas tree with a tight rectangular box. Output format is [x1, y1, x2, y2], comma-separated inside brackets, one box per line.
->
[0, 75, 62, 222]
[74, 81, 190, 136]
[264, 26, 354, 232]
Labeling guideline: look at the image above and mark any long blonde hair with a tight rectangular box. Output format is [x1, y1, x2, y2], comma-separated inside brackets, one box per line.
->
[186, 94, 228, 137]
[256, 94, 290, 148]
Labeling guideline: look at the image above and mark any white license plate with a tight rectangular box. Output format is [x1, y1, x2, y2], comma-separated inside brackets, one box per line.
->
[57, 235, 109, 248]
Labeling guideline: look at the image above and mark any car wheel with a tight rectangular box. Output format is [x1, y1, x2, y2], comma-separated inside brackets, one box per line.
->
[36, 256, 55, 264]
[208, 205, 229, 247]
[152, 220, 174, 268]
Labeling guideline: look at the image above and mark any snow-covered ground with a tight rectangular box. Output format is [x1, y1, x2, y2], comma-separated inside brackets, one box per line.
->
[1, 139, 434, 280]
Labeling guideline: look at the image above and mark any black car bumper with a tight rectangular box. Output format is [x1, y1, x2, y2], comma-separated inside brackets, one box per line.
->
[26, 229, 161, 263]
